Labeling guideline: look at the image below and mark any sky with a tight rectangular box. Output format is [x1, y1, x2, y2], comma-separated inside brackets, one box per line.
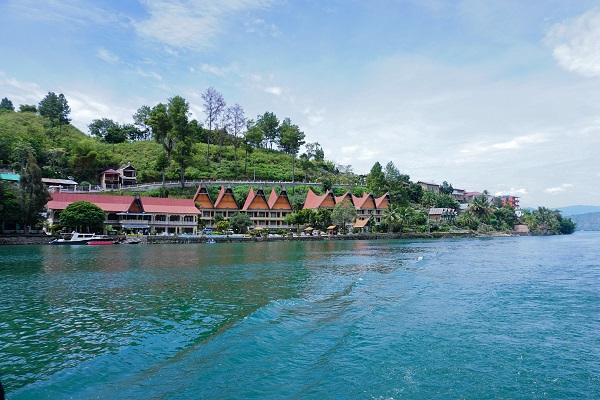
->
[1, 0, 600, 208]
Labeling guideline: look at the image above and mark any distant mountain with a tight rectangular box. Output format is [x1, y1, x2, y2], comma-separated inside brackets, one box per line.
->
[558, 205, 600, 216]
[569, 213, 600, 231]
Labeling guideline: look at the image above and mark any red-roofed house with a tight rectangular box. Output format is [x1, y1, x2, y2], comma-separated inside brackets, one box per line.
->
[46, 192, 200, 234]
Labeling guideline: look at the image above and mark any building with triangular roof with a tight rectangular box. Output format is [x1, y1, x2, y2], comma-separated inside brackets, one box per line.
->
[213, 186, 239, 218]
[193, 184, 214, 226]
[303, 189, 336, 210]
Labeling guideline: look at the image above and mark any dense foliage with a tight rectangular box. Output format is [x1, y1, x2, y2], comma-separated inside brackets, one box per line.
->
[59, 201, 106, 232]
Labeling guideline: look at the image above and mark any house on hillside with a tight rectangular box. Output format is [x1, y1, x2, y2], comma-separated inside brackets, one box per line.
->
[429, 208, 457, 223]
[418, 181, 440, 193]
[42, 178, 78, 192]
[99, 163, 137, 190]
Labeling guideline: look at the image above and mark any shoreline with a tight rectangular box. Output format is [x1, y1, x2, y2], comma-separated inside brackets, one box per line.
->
[0, 231, 529, 246]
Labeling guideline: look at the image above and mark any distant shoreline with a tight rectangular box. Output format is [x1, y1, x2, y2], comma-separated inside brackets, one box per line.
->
[0, 231, 531, 246]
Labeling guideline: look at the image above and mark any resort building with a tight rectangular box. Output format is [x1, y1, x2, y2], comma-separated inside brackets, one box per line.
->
[213, 186, 240, 219]
[46, 192, 201, 235]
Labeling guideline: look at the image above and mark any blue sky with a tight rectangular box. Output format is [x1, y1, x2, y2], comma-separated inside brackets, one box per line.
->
[2, 0, 600, 208]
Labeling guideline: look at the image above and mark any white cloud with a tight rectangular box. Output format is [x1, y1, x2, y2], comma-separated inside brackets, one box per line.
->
[459, 133, 548, 156]
[264, 86, 282, 96]
[545, 183, 574, 193]
[546, 10, 600, 77]
[96, 48, 120, 65]
[134, 0, 275, 50]
[0, 71, 45, 105]
[134, 67, 162, 81]
[201, 64, 227, 77]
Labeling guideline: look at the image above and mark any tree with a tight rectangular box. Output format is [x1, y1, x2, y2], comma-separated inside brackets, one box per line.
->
[148, 103, 173, 184]
[18, 149, 51, 233]
[38, 92, 71, 132]
[331, 200, 356, 231]
[305, 142, 324, 161]
[469, 194, 492, 220]
[0, 182, 21, 233]
[88, 118, 128, 144]
[384, 161, 410, 205]
[19, 104, 37, 113]
[229, 212, 253, 233]
[59, 201, 106, 233]
[312, 208, 332, 231]
[278, 117, 305, 184]
[201, 87, 226, 164]
[257, 111, 279, 149]
[440, 181, 454, 195]
[133, 105, 152, 140]
[366, 162, 386, 197]
[0, 97, 14, 111]
[382, 204, 400, 233]
[226, 103, 246, 171]
[167, 95, 195, 188]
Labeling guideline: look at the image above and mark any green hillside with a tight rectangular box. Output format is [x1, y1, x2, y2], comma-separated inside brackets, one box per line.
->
[0, 109, 336, 185]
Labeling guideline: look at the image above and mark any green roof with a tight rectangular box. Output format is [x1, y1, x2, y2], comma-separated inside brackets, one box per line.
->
[0, 173, 20, 182]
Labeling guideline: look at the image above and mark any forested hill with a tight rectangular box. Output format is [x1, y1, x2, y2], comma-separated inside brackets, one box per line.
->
[0, 109, 336, 185]
[569, 213, 600, 231]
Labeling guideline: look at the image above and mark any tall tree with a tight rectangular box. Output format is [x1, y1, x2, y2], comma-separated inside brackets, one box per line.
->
[0, 97, 14, 111]
[38, 92, 71, 133]
[304, 142, 324, 161]
[366, 161, 386, 197]
[226, 103, 246, 171]
[18, 148, 50, 234]
[278, 117, 305, 184]
[148, 103, 173, 184]
[167, 95, 195, 188]
[132, 105, 152, 140]
[201, 87, 226, 164]
[257, 111, 279, 149]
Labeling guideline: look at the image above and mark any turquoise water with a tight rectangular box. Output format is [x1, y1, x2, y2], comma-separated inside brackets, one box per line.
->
[1, 233, 600, 399]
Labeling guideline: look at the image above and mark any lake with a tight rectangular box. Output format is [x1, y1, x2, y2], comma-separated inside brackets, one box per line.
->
[1, 232, 599, 399]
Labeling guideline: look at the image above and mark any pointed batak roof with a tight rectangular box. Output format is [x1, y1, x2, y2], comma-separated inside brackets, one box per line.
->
[303, 189, 336, 210]
[242, 187, 269, 211]
[375, 192, 391, 209]
[352, 192, 377, 210]
[214, 186, 239, 209]
[334, 192, 354, 207]
[268, 188, 292, 210]
[193, 184, 214, 209]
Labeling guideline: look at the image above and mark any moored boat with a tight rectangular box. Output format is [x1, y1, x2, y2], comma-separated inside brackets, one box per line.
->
[49, 232, 111, 245]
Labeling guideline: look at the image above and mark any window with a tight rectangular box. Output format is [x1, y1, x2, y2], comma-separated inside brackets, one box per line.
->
[184, 215, 195, 223]
[258, 212, 266, 218]
[155, 215, 166, 222]
[203, 211, 212, 218]
[270, 212, 278, 218]
[170, 215, 180, 222]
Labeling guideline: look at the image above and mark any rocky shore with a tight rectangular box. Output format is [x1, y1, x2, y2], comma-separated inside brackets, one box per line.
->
[0, 231, 499, 245]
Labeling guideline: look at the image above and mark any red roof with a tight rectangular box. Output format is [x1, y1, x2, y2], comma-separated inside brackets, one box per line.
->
[47, 193, 200, 214]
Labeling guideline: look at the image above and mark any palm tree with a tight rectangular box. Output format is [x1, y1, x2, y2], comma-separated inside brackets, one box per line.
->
[469, 194, 491, 220]
[382, 204, 400, 232]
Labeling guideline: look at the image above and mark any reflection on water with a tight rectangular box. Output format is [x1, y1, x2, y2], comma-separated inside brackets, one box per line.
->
[3, 234, 600, 399]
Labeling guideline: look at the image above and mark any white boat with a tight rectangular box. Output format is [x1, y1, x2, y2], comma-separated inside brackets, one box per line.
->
[49, 232, 111, 245]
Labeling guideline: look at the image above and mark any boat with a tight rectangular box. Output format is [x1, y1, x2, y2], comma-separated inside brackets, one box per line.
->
[49, 232, 112, 245]
[206, 239, 216, 244]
